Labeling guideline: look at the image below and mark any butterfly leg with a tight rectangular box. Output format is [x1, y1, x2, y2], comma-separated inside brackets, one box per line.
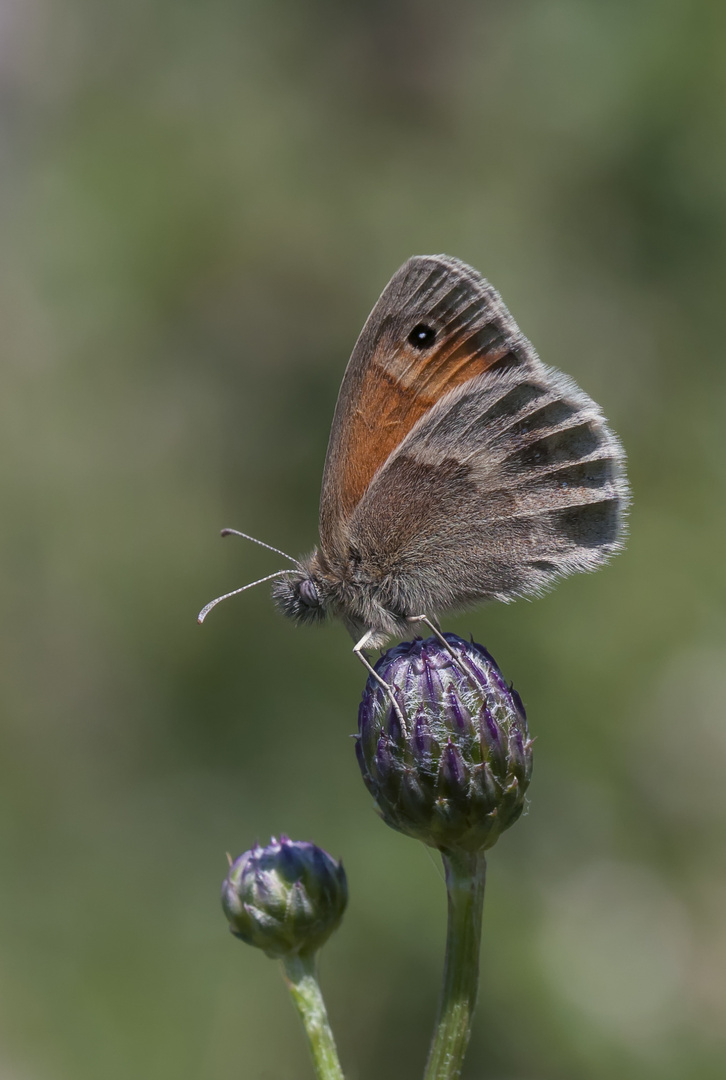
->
[407, 615, 455, 656]
[353, 631, 408, 732]
[407, 615, 468, 673]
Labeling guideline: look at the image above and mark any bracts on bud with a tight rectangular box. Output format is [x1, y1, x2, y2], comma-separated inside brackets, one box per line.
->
[222, 836, 348, 959]
[355, 634, 533, 855]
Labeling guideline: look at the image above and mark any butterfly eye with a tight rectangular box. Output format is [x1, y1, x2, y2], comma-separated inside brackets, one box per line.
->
[298, 578, 320, 608]
[407, 323, 436, 349]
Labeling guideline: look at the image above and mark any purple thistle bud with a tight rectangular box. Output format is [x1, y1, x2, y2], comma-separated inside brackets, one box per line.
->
[221, 837, 348, 958]
[356, 634, 533, 853]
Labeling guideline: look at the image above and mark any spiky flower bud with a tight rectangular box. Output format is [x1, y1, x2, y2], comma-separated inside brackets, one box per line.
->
[356, 634, 533, 853]
[221, 836, 348, 959]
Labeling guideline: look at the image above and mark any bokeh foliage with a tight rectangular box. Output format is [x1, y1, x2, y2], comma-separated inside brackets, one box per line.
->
[1, 1, 725, 1077]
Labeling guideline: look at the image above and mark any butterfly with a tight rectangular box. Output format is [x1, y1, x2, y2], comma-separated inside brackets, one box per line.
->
[200, 255, 629, 686]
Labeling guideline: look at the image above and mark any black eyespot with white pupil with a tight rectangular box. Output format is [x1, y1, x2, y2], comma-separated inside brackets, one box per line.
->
[407, 323, 436, 349]
[298, 578, 320, 608]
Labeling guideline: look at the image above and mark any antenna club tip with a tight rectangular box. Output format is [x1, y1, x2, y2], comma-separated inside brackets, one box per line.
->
[220, 528, 233, 537]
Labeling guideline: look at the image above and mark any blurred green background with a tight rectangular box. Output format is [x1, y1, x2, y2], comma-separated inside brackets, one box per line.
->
[1, 1, 725, 1077]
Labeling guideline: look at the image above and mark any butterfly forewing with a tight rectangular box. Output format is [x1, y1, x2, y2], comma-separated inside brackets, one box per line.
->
[319, 255, 532, 558]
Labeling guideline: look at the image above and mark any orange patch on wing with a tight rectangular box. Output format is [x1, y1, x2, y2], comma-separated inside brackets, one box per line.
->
[338, 334, 513, 517]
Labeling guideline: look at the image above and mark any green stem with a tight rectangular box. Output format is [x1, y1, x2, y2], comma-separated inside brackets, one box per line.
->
[423, 849, 487, 1080]
[282, 952, 345, 1080]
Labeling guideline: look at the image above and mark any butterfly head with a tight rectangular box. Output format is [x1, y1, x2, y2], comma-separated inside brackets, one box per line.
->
[271, 554, 328, 626]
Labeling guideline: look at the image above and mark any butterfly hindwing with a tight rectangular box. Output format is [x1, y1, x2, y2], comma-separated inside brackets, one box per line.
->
[344, 363, 628, 617]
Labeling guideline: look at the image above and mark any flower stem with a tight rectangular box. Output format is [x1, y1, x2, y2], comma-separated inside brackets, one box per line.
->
[282, 952, 345, 1080]
[423, 849, 487, 1080]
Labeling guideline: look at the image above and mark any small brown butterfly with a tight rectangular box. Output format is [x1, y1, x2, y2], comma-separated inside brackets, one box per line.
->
[200, 255, 629, 683]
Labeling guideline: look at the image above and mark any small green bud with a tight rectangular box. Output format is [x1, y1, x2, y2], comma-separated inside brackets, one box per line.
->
[221, 836, 348, 959]
[356, 634, 533, 853]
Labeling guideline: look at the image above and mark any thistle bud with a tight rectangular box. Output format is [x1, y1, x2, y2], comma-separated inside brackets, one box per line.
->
[356, 634, 533, 853]
[221, 836, 348, 959]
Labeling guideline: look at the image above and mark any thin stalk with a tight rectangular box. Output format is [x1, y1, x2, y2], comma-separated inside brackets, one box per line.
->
[423, 849, 487, 1080]
[282, 952, 345, 1080]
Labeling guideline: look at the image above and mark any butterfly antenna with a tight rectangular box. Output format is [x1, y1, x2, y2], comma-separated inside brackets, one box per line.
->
[219, 528, 302, 568]
[197, 570, 297, 625]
